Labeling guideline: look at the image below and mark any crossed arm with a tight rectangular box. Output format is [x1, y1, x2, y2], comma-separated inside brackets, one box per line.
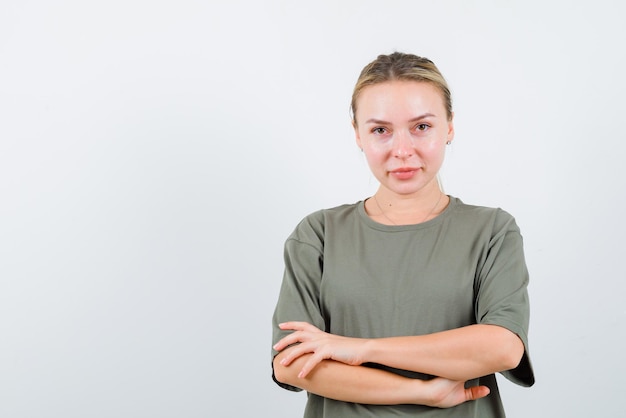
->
[272, 321, 524, 407]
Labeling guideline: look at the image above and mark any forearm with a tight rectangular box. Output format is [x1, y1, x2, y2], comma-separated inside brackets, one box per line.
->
[274, 349, 426, 405]
[365, 324, 524, 381]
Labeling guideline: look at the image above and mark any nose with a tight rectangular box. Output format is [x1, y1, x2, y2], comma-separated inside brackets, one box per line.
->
[392, 131, 414, 159]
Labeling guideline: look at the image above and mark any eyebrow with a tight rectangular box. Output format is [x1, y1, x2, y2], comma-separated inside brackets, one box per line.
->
[364, 113, 437, 125]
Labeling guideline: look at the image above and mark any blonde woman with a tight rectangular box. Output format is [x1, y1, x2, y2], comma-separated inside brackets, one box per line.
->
[271, 52, 534, 417]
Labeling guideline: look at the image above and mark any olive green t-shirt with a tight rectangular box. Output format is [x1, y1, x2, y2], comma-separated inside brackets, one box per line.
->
[272, 196, 534, 417]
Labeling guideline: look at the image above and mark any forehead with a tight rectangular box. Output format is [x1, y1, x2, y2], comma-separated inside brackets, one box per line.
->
[355, 81, 446, 120]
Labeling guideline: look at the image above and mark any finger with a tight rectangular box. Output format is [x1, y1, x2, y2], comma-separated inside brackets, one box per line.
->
[297, 352, 325, 379]
[274, 328, 316, 351]
[279, 342, 316, 367]
[273, 332, 302, 351]
[466, 385, 490, 401]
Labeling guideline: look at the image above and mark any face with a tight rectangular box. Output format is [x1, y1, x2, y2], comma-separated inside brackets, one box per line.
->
[354, 81, 454, 197]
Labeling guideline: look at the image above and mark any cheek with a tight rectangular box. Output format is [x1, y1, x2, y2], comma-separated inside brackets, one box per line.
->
[421, 139, 446, 154]
[361, 152, 388, 177]
[412, 142, 447, 168]
[363, 138, 395, 156]
[427, 145, 448, 165]
[362, 147, 388, 166]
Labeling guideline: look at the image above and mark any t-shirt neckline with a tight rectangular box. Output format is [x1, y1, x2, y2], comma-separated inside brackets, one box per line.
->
[357, 195, 458, 232]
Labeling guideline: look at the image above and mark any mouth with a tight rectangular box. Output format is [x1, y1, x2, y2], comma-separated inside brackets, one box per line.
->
[389, 167, 421, 180]
[391, 167, 420, 173]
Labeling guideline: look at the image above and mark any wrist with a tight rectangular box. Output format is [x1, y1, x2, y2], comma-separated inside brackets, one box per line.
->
[360, 337, 378, 364]
[404, 378, 433, 406]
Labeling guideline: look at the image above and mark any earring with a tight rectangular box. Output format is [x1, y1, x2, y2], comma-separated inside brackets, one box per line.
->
[446, 141, 451, 145]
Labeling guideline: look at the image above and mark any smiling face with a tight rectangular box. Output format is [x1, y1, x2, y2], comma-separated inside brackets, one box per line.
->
[354, 80, 454, 197]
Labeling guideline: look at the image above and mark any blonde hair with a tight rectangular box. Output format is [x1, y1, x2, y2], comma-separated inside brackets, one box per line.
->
[351, 52, 453, 124]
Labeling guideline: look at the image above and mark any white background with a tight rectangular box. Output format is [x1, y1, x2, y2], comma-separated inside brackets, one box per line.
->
[1, 1, 625, 417]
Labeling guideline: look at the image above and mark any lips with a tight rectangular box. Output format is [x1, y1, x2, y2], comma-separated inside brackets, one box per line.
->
[391, 167, 419, 173]
[389, 167, 421, 180]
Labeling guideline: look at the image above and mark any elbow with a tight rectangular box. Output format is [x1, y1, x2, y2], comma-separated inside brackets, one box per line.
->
[273, 353, 291, 385]
[498, 332, 525, 371]
[273, 351, 301, 387]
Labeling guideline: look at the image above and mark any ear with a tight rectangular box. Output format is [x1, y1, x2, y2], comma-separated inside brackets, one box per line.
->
[446, 112, 455, 144]
[353, 120, 363, 150]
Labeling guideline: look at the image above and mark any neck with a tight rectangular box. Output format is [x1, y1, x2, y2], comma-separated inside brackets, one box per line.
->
[368, 184, 448, 225]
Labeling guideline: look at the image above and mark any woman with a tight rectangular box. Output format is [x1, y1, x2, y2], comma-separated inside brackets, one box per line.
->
[271, 52, 534, 417]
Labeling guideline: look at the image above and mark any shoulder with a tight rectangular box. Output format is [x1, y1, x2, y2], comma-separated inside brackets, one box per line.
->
[287, 202, 361, 248]
[449, 197, 522, 236]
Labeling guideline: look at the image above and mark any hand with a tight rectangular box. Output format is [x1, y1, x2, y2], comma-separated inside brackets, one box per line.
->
[273, 322, 367, 378]
[423, 377, 490, 408]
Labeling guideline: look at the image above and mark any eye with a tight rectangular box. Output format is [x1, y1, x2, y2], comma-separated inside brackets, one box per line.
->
[371, 127, 388, 135]
[415, 123, 430, 132]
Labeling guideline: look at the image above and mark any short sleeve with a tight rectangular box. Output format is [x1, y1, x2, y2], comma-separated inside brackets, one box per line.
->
[475, 211, 535, 387]
[271, 218, 326, 391]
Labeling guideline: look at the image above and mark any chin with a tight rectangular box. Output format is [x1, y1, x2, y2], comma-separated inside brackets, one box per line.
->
[388, 185, 424, 195]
